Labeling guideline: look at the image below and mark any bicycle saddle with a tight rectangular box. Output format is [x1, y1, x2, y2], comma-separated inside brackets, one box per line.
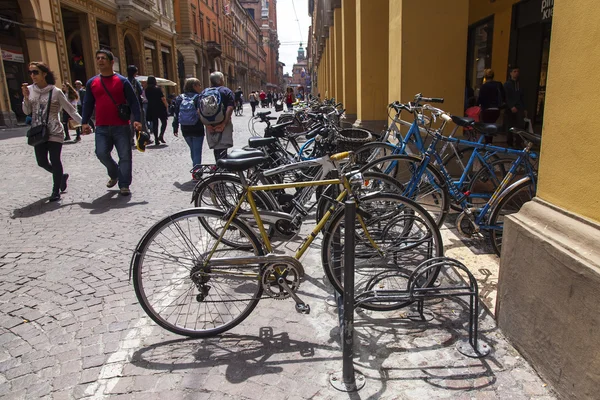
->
[265, 120, 295, 138]
[248, 137, 277, 148]
[216, 157, 268, 172]
[509, 128, 541, 145]
[256, 111, 271, 118]
[473, 123, 500, 136]
[451, 115, 475, 127]
[227, 149, 265, 159]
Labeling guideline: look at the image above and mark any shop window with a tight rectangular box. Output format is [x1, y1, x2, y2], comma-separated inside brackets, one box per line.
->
[467, 18, 494, 101]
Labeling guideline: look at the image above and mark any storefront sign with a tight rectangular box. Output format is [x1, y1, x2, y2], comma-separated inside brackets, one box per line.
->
[161, 46, 170, 54]
[144, 40, 156, 50]
[541, 0, 554, 20]
[1, 48, 24, 63]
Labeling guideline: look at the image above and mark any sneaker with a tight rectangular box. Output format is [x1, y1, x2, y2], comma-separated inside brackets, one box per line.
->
[136, 131, 150, 152]
[107, 178, 118, 188]
[49, 191, 60, 202]
[60, 173, 69, 193]
[120, 187, 131, 196]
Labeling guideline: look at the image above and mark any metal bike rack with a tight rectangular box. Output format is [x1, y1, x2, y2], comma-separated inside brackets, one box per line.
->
[355, 257, 491, 358]
[329, 201, 365, 392]
[329, 204, 490, 392]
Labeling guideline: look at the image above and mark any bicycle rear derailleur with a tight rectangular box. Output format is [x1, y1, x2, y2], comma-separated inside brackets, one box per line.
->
[261, 262, 310, 314]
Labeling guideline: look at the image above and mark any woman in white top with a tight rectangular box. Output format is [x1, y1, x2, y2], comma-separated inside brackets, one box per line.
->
[22, 62, 82, 202]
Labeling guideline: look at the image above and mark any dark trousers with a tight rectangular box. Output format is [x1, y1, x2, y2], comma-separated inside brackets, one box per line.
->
[250, 102, 257, 115]
[148, 115, 167, 141]
[34, 141, 63, 192]
[214, 148, 228, 161]
[505, 110, 525, 148]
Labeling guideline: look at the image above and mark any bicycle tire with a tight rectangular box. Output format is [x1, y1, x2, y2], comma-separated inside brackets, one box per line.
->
[352, 141, 399, 168]
[359, 154, 450, 227]
[132, 208, 264, 338]
[321, 193, 444, 311]
[487, 178, 536, 256]
[315, 171, 407, 224]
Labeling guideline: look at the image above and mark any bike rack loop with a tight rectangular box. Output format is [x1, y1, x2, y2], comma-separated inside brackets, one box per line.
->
[329, 200, 365, 392]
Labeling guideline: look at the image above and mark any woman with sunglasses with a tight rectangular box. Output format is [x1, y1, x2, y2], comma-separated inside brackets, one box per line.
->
[22, 62, 82, 202]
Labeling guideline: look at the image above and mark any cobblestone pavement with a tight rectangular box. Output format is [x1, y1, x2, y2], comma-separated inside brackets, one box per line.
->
[0, 105, 555, 399]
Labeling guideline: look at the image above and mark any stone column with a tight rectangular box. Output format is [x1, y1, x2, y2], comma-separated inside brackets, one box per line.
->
[497, 1, 600, 399]
[0, 46, 17, 127]
[354, 0, 388, 132]
[328, 25, 336, 100]
[387, 0, 468, 118]
[333, 7, 344, 105]
[79, 14, 99, 80]
[341, 0, 357, 122]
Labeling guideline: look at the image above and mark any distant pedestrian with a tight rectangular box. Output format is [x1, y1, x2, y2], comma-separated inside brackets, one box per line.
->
[126, 65, 149, 148]
[249, 90, 258, 116]
[61, 82, 79, 142]
[259, 89, 267, 108]
[22, 61, 81, 201]
[267, 90, 273, 107]
[198, 71, 234, 161]
[145, 76, 169, 145]
[477, 69, 505, 143]
[74, 80, 92, 141]
[285, 87, 295, 111]
[172, 78, 205, 171]
[504, 66, 525, 149]
[81, 49, 142, 196]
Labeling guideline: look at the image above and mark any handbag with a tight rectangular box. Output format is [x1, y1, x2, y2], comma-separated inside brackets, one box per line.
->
[26, 89, 53, 147]
[68, 119, 80, 130]
[99, 76, 131, 121]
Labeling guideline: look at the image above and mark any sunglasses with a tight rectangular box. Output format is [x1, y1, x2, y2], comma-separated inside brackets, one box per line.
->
[28, 70, 40, 76]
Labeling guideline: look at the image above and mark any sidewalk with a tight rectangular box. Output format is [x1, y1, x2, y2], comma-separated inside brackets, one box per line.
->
[0, 104, 555, 399]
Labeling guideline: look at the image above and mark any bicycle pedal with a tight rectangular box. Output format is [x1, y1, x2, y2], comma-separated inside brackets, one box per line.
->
[295, 303, 310, 314]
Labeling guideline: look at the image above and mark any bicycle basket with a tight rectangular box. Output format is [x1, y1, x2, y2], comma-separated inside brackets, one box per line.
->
[335, 128, 374, 162]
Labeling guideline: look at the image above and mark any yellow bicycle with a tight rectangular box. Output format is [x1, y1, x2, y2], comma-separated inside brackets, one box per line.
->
[131, 151, 443, 337]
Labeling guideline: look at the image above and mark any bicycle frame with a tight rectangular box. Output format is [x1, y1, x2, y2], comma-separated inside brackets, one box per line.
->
[203, 152, 381, 265]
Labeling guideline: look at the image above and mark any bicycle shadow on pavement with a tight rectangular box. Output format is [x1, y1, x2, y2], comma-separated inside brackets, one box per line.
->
[130, 327, 339, 384]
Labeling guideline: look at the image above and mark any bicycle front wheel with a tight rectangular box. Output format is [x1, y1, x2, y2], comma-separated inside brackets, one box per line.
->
[321, 194, 443, 311]
[132, 208, 264, 337]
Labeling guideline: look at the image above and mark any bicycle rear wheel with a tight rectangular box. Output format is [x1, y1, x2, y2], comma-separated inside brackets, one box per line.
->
[321, 193, 443, 311]
[132, 208, 264, 337]
[487, 179, 536, 256]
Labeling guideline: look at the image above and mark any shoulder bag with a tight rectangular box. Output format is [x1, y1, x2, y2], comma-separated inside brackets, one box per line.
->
[99, 75, 131, 121]
[26, 89, 53, 146]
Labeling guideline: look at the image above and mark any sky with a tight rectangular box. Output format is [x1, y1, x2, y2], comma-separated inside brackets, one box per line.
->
[276, 0, 311, 75]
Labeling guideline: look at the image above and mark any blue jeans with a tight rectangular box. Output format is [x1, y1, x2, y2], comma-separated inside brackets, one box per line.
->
[184, 135, 205, 167]
[95, 125, 132, 188]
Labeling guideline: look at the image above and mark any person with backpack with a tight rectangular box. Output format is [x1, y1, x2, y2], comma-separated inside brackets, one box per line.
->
[172, 78, 205, 170]
[477, 68, 505, 144]
[248, 90, 258, 116]
[198, 71, 235, 161]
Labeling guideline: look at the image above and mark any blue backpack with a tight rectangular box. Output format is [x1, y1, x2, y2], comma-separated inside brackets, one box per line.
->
[178, 94, 200, 126]
[199, 87, 225, 125]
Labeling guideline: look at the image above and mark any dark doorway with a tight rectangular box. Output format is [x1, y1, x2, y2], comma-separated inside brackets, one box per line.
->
[508, 0, 553, 133]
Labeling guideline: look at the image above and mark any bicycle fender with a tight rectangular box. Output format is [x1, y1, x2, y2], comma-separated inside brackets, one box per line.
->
[486, 176, 535, 224]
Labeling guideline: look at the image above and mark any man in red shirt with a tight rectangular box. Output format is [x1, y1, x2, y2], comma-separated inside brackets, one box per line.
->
[81, 50, 142, 196]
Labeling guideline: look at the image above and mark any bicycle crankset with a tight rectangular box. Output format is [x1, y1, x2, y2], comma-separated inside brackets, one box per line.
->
[261, 263, 310, 314]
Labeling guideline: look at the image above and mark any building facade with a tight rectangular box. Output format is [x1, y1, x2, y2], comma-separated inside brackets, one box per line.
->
[309, 2, 599, 400]
[0, 0, 178, 127]
[289, 43, 309, 97]
[173, 0, 266, 94]
[239, 0, 280, 90]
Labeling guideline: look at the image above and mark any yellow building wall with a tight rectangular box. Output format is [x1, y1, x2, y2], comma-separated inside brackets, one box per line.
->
[536, 0, 600, 222]
[469, 0, 519, 81]
[389, 0, 469, 118]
